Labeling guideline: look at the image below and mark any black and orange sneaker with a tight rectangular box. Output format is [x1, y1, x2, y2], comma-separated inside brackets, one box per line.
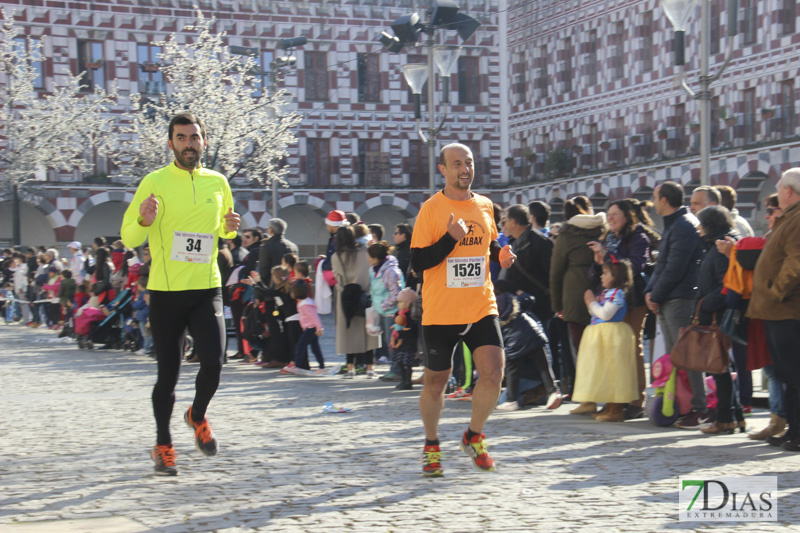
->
[422, 444, 444, 477]
[184, 407, 218, 456]
[459, 431, 496, 472]
[151, 444, 177, 476]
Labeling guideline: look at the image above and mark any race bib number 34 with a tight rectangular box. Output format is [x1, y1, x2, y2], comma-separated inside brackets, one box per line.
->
[446, 256, 485, 288]
[171, 231, 213, 264]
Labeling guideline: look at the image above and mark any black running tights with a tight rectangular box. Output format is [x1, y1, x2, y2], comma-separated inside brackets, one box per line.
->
[149, 288, 225, 446]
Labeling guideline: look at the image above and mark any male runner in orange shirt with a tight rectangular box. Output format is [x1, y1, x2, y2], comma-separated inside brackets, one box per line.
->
[410, 143, 515, 476]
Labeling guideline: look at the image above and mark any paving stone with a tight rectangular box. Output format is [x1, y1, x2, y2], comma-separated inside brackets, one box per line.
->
[2, 323, 800, 531]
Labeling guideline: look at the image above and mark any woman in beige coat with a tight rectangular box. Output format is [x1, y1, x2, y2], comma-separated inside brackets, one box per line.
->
[332, 226, 381, 378]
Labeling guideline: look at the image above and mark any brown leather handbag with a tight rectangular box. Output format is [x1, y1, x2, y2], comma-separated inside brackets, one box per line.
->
[669, 299, 732, 374]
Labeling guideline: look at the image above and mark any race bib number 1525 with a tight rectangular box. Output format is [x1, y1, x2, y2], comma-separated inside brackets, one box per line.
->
[446, 256, 485, 288]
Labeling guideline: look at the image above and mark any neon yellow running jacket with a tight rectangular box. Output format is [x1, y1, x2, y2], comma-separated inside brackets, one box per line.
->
[121, 162, 237, 291]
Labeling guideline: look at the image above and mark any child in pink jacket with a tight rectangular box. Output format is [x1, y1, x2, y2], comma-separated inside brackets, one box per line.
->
[291, 279, 324, 370]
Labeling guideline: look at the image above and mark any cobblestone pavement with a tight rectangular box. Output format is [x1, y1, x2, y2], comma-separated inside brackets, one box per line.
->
[2, 320, 799, 533]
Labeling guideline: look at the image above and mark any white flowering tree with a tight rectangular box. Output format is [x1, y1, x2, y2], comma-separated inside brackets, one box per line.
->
[117, 10, 302, 186]
[0, 10, 118, 245]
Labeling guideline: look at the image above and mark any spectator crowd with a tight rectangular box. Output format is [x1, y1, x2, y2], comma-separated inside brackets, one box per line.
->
[2, 170, 799, 449]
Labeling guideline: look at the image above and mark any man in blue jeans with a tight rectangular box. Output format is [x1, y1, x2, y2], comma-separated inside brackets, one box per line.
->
[747, 168, 800, 451]
[644, 181, 706, 429]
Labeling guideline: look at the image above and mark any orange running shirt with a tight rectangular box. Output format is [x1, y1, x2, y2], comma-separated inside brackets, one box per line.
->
[411, 191, 498, 326]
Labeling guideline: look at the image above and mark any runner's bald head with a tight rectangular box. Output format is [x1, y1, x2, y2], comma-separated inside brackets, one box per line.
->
[439, 143, 473, 167]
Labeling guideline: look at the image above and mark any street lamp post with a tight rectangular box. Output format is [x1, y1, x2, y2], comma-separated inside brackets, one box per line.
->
[663, 0, 738, 186]
[378, 0, 480, 198]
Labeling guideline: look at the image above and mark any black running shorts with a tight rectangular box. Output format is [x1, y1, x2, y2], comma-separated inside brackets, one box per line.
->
[422, 315, 503, 372]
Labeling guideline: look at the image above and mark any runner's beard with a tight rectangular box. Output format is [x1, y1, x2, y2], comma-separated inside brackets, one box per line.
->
[455, 173, 473, 190]
[173, 147, 201, 169]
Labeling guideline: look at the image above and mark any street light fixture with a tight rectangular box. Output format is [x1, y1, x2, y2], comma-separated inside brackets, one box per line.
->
[663, 0, 738, 186]
[378, 0, 480, 197]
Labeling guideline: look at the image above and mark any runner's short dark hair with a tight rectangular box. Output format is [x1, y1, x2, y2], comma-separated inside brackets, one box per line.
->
[169, 112, 207, 141]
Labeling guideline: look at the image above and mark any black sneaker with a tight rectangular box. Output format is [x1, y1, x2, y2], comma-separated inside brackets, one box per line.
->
[624, 405, 645, 420]
[767, 433, 791, 447]
[674, 411, 711, 430]
[151, 444, 177, 476]
[781, 437, 800, 452]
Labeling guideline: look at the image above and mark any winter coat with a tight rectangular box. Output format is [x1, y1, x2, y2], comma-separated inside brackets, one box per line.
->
[258, 235, 299, 282]
[504, 225, 553, 319]
[696, 230, 736, 325]
[332, 246, 380, 355]
[132, 290, 149, 324]
[393, 239, 411, 279]
[13, 262, 28, 293]
[58, 278, 76, 306]
[550, 213, 607, 325]
[369, 255, 404, 317]
[297, 298, 323, 331]
[497, 293, 548, 360]
[645, 207, 703, 304]
[589, 224, 652, 307]
[748, 200, 800, 321]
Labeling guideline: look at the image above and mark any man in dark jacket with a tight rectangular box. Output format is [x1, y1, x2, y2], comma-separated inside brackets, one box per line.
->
[392, 223, 413, 283]
[501, 204, 552, 321]
[644, 181, 706, 429]
[239, 227, 262, 279]
[258, 218, 299, 282]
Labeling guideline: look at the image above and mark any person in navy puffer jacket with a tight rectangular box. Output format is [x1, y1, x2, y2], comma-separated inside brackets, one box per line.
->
[644, 181, 706, 429]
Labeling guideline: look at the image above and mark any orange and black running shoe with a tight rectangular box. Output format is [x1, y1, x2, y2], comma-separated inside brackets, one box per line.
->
[459, 431, 496, 472]
[151, 444, 177, 476]
[422, 444, 444, 477]
[184, 407, 218, 456]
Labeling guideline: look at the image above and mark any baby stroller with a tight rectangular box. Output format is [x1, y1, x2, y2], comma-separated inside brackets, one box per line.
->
[77, 289, 134, 350]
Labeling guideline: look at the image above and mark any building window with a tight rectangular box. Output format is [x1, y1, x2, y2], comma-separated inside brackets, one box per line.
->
[610, 117, 624, 162]
[743, 88, 756, 143]
[643, 110, 655, 158]
[513, 50, 526, 105]
[77, 40, 105, 91]
[641, 12, 653, 72]
[610, 22, 625, 80]
[710, 1, 720, 55]
[558, 38, 572, 94]
[673, 103, 685, 152]
[710, 97, 720, 147]
[358, 139, 389, 186]
[782, 0, 797, 35]
[137, 44, 165, 95]
[535, 45, 548, 98]
[457, 56, 480, 104]
[742, 0, 757, 45]
[408, 140, 429, 188]
[588, 124, 599, 168]
[13, 37, 44, 89]
[306, 138, 330, 186]
[782, 81, 795, 137]
[357, 53, 380, 103]
[585, 30, 598, 86]
[304, 51, 328, 101]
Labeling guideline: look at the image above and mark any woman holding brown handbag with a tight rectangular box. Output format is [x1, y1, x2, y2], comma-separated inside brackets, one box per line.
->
[694, 206, 745, 435]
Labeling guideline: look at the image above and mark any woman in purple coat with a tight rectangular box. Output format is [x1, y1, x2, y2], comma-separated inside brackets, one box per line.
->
[588, 199, 659, 419]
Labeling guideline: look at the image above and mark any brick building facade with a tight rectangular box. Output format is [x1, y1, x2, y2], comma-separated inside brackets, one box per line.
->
[1, 0, 799, 250]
